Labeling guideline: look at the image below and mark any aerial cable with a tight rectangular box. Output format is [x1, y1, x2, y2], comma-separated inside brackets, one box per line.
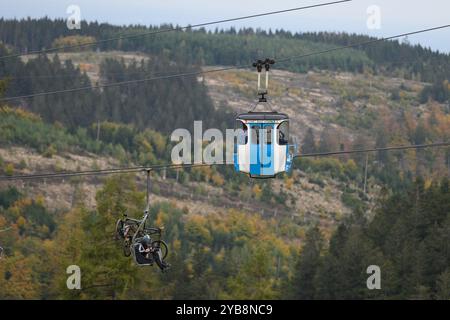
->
[0, 142, 447, 181]
[1, 23, 449, 103]
[276, 24, 450, 64]
[1, 69, 169, 81]
[0, 162, 222, 181]
[0, 67, 235, 102]
[294, 142, 450, 158]
[0, 0, 352, 60]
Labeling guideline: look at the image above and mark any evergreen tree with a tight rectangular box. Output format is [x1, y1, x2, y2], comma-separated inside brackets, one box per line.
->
[288, 225, 323, 299]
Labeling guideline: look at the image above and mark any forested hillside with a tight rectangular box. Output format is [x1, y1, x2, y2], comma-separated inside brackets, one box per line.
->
[288, 179, 450, 299]
[0, 17, 449, 300]
[0, 44, 232, 132]
[1, 18, 450, 83]
[1, 171, 448, 299]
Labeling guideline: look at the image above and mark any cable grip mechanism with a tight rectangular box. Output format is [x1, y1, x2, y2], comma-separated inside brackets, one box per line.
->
[252, 58, 275, 102]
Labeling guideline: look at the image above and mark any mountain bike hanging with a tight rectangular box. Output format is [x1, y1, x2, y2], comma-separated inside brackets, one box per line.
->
[114, 169, 170, 272]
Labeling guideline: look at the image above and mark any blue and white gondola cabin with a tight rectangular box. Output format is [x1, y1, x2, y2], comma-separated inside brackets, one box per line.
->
[234, 111, 294, 178]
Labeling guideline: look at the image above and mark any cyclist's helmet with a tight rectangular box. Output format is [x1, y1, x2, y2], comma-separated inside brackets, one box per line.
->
[142, 234, 151, 245]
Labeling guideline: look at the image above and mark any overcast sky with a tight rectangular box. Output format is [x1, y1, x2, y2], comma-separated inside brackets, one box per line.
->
[1, 0, 449, 53]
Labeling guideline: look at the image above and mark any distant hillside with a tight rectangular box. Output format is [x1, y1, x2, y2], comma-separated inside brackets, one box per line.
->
[0, 106, 361, 220]
[1, 17, 449, 300]
[0, 44, 233, 132]
[1, 18, 450, 83]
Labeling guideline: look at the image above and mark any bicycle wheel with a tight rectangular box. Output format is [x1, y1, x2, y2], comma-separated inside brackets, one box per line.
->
[115, 219, 124, 240]
[151, 240, 169, 271]
[123, 241, 132, 257]
[152, 240, 168, 260]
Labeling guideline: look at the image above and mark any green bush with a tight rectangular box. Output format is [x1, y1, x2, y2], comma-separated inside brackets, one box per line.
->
[341, 190, 366, 213]
[308, 176, 325, 188]
[4, 163, 14, 176]
[42, 144, 57, 158]
[0, 107, 172, 166]
[0, 186, 22, 209]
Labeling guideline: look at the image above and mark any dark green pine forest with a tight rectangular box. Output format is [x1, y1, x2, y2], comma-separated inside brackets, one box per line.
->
[288, 179, 450, 299]
[0, 18, 449, 299]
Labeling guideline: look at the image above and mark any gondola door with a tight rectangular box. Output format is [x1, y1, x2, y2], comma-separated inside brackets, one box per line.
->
[260, 123, 274, 176]
[249, 123, 275, 177]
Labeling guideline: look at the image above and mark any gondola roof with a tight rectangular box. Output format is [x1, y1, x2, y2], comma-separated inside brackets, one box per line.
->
[236, 111, 289, 121]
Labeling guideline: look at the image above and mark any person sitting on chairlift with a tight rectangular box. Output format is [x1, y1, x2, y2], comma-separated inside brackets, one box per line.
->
[137, 235, 153, 259]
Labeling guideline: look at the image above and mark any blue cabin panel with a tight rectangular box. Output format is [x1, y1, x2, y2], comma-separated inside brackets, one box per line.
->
[233, 112, 293, 178]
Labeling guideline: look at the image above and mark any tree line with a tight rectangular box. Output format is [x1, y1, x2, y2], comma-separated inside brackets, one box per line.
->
[287, 178, 450, 299]
[1, 18, 449, 85]
[0, 44, 233, 133]
[1, 174, 448, 299]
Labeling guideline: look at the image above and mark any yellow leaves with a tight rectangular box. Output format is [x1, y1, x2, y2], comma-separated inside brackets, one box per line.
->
[288, 87, 303, 97]
[252, 184, 262, 200]
[41, 239, 54, 252]
[443, 79, 450, 91]
[225, 210, 258, 241]
[155, 210, 165, 227]
[211, 173, 224, 186]
[38, 225, 50, 237]
[134, 129, 169, 163]
[10, 198, 32, 211]
[188, 213, 207, 227]
[218, 71, 249, 88]
[7, 206, 20, 220]
[136, 134, 154, 153]
[185, 214, 212, 244]
[151, 132, 166, 155]
[99, 121, 122, 132]
[213, 70, 285, 98]
[4, 163, 14, 176]
[214, 247, 225, 263]
[51, 35, 96, 52]
[284, 176, 294, 190]
[296, 227, 306, 239]
[183, 209, 274, 247]
[194, 166, 208, 177]
[321, 227, 333, 242]
[223, 243, 279, 300]
[202, 246, 211, 254]
[0, 254, 41, 299]
[172, 239, 181, 251]
[34, 195, 45, 207]
[43, 144, 57, 158]
[78, 63, 95, 73]
[424, 178, 433, 190]
[186, 261, 194, 278]
[334, 211, 344, 221]
[0, 106, 41, 122]
[345, 159, 357, 173]
[16, 216, 26, 228]
[191, 167, 225, 185]
[429, 104, 450, 137]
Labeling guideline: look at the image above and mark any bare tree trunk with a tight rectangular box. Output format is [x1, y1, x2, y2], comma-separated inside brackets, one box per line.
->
[363, 153, 369, 194]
